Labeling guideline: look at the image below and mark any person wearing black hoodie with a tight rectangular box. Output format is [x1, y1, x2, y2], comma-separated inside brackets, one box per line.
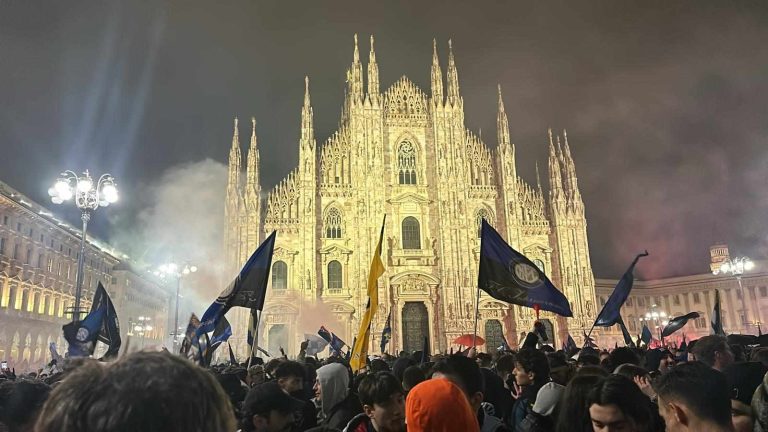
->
[510, 348, 550, 430]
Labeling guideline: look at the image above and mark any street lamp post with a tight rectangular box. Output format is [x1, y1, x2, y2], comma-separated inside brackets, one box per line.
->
[155, 262, 197, 353]
[713, 256, 755, 331]
[49, 170, 118, 322]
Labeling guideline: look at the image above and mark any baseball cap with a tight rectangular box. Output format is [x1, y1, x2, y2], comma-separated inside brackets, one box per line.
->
[243, 382, 306, 416]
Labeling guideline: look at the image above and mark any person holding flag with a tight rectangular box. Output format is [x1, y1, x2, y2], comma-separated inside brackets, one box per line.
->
[195, 231, 276, 363]
[62, 282, 121, 359]
[350, 217, 386, 373]
[588, 251, 648, 345]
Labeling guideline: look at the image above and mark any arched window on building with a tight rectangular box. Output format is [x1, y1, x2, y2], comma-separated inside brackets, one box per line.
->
[402, 217, 421, 250]
[272, 261, 288, 290]
[475, 208, 491, 238]
[325, 208, 343, 239]
[327, 260, 343, 292]
[397, 141, 417, 185]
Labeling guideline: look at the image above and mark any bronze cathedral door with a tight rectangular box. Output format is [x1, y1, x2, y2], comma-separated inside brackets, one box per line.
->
[485, 319, 504, 353]
[402, 302, 429, 354]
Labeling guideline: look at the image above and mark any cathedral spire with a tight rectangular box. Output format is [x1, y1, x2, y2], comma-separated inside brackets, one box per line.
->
[247, 117, 260, 187]
[548, 128, 565, 204]
[431, 38, 444, 105]
[245, 117, 261, 212]
[446, 39, 461, 105]
[348, 33, 364, 103]
[226, 116, 243, 209]
[497, 84, 510, 149]
[562, 129, 582, 204]
[367, 34, 380, 102]
[301, 76, 314, 149]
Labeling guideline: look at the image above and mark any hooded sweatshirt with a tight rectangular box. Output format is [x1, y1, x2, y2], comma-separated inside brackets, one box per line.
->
[406, 378, 480, 432]
[316, 363, 362, 429]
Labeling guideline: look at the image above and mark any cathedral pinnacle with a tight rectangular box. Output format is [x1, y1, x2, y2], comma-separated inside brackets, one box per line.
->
[231, 117, 240, 149]
[497, 84, 510, 148]
[446, 39, 461, 105]
[246, 117, 260, 195]
[348, 34, 364, 102]
[368, 34, 380, 99]
[431, 38, 444, 104]
[548, 128, 565, 203]
[226, 115, 243, 210]
[304, 76, 311, 107]
[369, 34, 376, 62]
[301, 76, 314, 148]
[353, 33, 360, 63]
[250, 117, 257, 148]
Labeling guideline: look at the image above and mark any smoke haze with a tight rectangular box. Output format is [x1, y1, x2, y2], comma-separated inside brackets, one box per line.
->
[108, 159, 228, 313]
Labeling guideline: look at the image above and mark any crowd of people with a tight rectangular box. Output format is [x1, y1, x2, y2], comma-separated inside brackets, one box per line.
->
[2, 333, 768, 431]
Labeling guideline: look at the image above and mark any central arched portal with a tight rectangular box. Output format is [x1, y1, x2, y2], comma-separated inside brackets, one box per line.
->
[268, 324, 288, 356]
[485, 319, 504, 353]
[402, 302, 429, 354]
[539, 319, 556, 346]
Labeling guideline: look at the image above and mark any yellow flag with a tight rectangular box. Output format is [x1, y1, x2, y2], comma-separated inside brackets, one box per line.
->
[350, 217, 386, 372]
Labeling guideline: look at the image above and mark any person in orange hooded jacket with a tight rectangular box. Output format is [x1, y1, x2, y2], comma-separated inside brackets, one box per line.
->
[405, 378, 480, 432]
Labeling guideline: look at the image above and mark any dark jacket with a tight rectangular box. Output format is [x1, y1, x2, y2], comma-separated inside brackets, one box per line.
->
[322, 392, 363, 430]
[509, 382, 544, 430]
[516, 412, 555, 432]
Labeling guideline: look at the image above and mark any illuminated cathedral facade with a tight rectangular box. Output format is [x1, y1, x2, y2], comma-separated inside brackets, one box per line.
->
[224, 35, 596, 357]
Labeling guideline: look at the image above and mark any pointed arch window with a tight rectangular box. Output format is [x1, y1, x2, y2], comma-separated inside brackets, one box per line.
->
[397, 141, 417, 185]
[402, 217, 421, 250]
[328, 260, 343, 292]
[272, 261, 288, 290]
[325, 208, 343, 239]
[475, 208, 492, 238]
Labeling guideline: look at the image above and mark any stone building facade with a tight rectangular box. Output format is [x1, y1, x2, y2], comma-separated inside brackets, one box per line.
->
[0, 180, 170, 371]
[224, 36, 597, 357]
[596, 245, 768, 347]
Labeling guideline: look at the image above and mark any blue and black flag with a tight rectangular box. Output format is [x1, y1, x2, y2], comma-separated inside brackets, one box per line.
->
[63, 282, 121, 358]
[641, 324, 653, 345]
[318, 326, 346, 355]
[593, 252, 648, 327]
[196, 231, 276, 342]
[202, 316, 233, 366]
[478, 220, 572, 317]
[180, 313, 201, 359]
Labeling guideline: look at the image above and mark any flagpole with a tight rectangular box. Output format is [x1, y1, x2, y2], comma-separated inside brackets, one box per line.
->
[246, 310, 261, 370]
[472, 284, 481, 349]
[584, 323, 596, 348]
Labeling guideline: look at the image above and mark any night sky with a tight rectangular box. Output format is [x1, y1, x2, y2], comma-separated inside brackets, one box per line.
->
[2, 1, 768, 281]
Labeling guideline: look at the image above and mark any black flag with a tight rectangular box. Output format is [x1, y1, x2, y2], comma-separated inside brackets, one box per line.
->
[617, 316, 636, 347]
[712, 289, 726, 336]
[661, 312, 700, 338]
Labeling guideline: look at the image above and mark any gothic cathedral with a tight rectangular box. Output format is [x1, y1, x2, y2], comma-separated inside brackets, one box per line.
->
[224, 35, 596, 357]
